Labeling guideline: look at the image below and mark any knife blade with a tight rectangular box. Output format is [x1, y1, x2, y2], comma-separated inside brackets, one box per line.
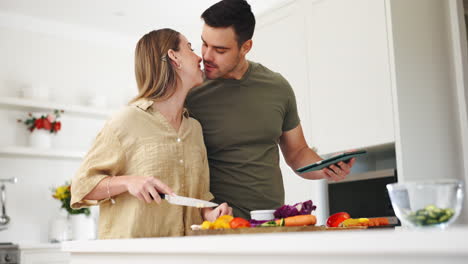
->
[154, 193, 218, 208]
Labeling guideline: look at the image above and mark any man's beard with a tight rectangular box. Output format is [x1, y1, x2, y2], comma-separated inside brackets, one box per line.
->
[204, 55, 241, 79]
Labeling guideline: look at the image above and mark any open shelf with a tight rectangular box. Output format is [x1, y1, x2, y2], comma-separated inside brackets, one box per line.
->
[0, 146, 85, 160]
[328, 168, 395, 184]
[0, 96, 113, 118]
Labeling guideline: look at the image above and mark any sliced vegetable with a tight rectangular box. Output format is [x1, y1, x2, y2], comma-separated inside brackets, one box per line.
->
[326, 212, 351, 227]
[277, 218, 285, 226]
[339, 217, 391, 227]
[218, 215, 234, 222]
[230, 217, 251, 229]
[367, 217, 389, 227]
[212, 215, 234, 229]
[249, 219, 270, 227]
[274, 200, 317, 219]
[260, 220, 280, 227]
[406, 205, 455, 226]
[201, 220, 213, 230]
[340, 218, 369, 227]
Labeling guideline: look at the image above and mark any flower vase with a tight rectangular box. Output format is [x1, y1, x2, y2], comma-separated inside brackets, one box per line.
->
[29, 129, 52, 149]
[48, 209, 71, 243]
[70, 214, 96, 240]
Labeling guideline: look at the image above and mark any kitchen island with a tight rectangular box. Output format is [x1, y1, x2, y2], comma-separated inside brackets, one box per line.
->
[62, 227, 468, 264]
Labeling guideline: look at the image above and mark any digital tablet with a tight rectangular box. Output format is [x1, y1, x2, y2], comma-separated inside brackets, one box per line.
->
[295, 150, 367, 173]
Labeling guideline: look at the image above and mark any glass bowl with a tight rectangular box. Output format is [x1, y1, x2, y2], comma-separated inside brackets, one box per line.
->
[386, 179, 464, 229]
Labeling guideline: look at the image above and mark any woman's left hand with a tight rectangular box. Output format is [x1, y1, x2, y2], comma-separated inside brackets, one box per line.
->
[202, 202, 233, 222]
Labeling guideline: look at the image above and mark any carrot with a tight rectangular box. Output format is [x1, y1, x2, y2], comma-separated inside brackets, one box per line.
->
[276, 214, 317, 227]
[368, 217, 389, 226]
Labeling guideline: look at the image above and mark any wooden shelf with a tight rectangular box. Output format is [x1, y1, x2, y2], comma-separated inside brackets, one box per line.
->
[0, 146, 85, 160]
[0, 96, 113, 118]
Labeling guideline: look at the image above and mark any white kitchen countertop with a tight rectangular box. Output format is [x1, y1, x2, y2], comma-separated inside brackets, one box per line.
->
[62, 226, 468, 255]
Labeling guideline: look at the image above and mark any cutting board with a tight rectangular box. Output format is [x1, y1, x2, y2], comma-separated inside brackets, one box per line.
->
[187, 225, 367, 236]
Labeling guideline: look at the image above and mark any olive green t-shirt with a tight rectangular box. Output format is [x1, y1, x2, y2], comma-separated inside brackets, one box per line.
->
[186, 61, 300, 219]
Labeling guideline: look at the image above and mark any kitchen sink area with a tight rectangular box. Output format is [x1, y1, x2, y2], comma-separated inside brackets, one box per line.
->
[0, 243, 19, 264]
[0, 179, 19, 264]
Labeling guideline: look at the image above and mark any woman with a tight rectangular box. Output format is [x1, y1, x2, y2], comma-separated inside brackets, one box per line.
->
[70, 28, 232, 239]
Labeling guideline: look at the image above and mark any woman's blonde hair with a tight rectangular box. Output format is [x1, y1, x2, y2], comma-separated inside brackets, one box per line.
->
[130, 28, 181, 103]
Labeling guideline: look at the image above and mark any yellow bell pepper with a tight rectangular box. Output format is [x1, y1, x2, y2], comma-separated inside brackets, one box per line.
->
[212, 215, 234, 229]
[218, 215, 234, 222]
[201, 221, 213, 230]
[341, 218, 369, 227]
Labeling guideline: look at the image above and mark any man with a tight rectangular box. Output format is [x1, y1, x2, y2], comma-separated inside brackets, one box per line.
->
[186, 0, 355, 219]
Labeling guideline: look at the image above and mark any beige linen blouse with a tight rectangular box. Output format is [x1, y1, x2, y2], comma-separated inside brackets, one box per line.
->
[70, 98, 213, 239]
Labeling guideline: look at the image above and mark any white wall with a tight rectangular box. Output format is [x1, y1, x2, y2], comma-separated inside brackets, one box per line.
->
[388, 0, 464, 182]
[0, 21, 135, 243]
[446, 0, 468, 223]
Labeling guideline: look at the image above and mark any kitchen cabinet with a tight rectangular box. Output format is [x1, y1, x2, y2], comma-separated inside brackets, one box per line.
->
[303, 0, 394, 154]
[20, 244, 69, 264]
[62, 228, 468, 264]
[250, 0, 394, 156]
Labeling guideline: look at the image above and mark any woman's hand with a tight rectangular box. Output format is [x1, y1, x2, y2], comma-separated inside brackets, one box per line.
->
[202, 203, 233, 222]
[125, 176, 174, 204]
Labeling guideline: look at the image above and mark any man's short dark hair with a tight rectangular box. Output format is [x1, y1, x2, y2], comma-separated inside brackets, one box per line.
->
[201, 0, 256, 47]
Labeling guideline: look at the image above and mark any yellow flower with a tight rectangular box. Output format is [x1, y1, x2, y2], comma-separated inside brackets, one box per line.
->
[53, 185, 70, 200]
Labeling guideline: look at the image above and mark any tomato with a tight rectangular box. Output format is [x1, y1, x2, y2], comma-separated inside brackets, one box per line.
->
[229, 217, 251, 229]
[326, 212, 351, 227]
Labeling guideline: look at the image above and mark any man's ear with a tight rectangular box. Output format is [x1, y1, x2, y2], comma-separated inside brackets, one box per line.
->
[167, 49, 181, 68]
[240, 39, 253, 56]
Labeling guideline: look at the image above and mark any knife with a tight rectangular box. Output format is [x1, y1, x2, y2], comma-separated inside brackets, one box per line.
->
[152, 193, 219, 208]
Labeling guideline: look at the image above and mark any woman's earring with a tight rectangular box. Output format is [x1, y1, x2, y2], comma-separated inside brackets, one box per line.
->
[177, 64, 182, 69]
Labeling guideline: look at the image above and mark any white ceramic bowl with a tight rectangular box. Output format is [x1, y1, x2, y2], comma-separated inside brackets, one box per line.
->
[250, 210, 276, 221]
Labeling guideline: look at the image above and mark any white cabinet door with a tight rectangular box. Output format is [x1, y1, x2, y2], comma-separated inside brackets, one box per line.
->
[20, 248, 70, 264]
[305, 0, 394, 154]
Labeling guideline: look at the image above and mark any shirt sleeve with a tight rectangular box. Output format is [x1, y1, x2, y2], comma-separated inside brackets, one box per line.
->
[200, 133, 215, 202]
[202, 162, 215, 202]
[70, 125, 125, 209]
[281, 77, 301, 132]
